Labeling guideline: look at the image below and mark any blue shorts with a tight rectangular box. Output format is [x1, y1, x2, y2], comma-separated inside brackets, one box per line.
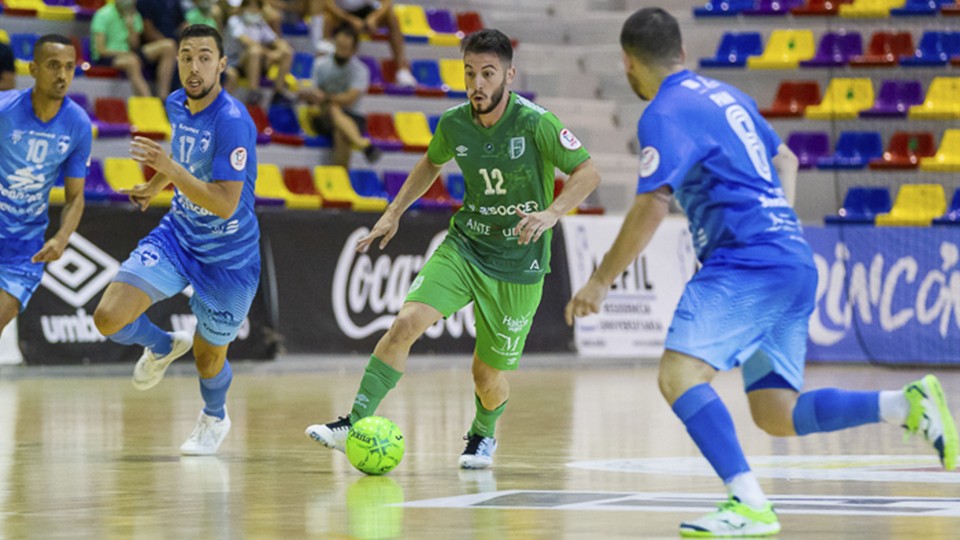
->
[665, 259, 818, 392]
[114, 226, 260, 346]
[0, 239, 44, 311]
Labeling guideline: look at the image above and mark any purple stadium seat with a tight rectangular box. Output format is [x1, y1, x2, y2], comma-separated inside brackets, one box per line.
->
[85, 159, 125, 203]
[800, 31, 863, 67]
[786, 131, 831, 169]
[357, 56, 385, 94]
[817, 131, 884, 170]
[700, 32, 763, 68]
[860, 80, 924, 118]
[425, 8, 458, 34]
[383, 171, 410, 200]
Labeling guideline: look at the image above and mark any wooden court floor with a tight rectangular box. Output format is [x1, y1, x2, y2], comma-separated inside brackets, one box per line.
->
[0, 358, 957, 539]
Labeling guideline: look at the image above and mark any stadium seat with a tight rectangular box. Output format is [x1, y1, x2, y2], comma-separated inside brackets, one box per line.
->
[800, 31, 863, 67]
[295, 106, 332, 148]
[891, 0, 954, 14]
[840, 0, 906, 17]
[699, 32, 763, 68]
[456, 11, 485, 35]
[849, 31, 913, 67]
[804, 78, 874, 119]
[392, 4, 433, 44]
[816, 131, 884, 169]
[367, 113, 405, 151]
[786, 131, 831, 169]
[393, 112, 432, 152]
[745, 0, 806, 15]
[0, 31, 8, 45]
[84, 159, 124, 203]
[932, 188, 960, 224]
[824, 187, 892, 224]
[290, 52, 314, 81]
[869, 131, 936, 169]
[3, 0, 41, 17]
[245, 104, 273, 145]
[693, 0, 755, 16]
[128, 97, 171, 140]
[380, 59, 416, 96]
[357, 56, 385, 94]
[860, 80, 923, 117]
[760, 81, 821, 118]
[439, 59, 467, 98]
[424, 8, 460, 46]
[409, 59, 447, 97]
[281, 20, 309, 36]
[79, 37, 121, 78]
[349, 169, 388, 199]
[257, 164, 319, 209]
[746, 30, 815, 69]
[446, 173, 465, 202]
[383, 171, 454, 211]
[37, 0, 76, 21]
[10, 33, 38, 76]
[900, 31, 960, 66]
[314, 165, 387, 211]
[104, 158, 173, 207]
[266, 103, 306, 146]
[945, 1, 960, 13]
[792, 0, 854, 14]
[908, 78, 960, 119]
[74, 0, 104, 20]
[93, 97, 132, 138]
[428, 115, 441, 134]
[876, 184, 947, 226]
[920, 130, 960, 171]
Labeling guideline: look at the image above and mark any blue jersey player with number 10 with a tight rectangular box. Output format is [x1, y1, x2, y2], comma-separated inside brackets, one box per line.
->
[0, 34, 91, 336]
[566, 8, 958, 538]
[93, 25, 260, 456]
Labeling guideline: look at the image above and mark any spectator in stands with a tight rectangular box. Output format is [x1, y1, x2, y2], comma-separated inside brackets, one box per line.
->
[0, 42, 14, 91]
[321, 0, 416, 87]
[301, 24, 380, 167]
[264, 0, 334, 55]
[182, 0, 222, 30]
[139, 0, 185, 42]
[224, 0, 295, 103]
[90, 0, 177, 100]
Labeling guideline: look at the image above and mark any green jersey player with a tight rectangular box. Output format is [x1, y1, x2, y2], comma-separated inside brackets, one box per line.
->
[306, 28, 601, 469]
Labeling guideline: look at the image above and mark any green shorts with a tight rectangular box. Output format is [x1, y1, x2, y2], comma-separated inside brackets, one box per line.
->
[405, 242, 544, 371]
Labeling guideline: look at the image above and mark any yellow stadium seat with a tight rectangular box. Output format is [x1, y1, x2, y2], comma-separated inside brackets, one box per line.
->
[298, 106, 320, 137]
[313, 165, 387, 212]
[103, 158, 174, 207]
[128, 97, 172, 140]
[804, 78, 874, 120]
[909, 78, 960, 120]
[875, 184, 946, 226]
[256, 164, 320, 209]
[0, 30, 10, 46]
[394, 112, 432, 152]
[439, 59, 466, 93]
[920, 130, 960, 172]
[839, 0, 905, 18]
[15, 60, 30, 76]
[4, 0, 43, 10]
[37, 3, 76, 21]
[746, 30, 815, 69]
[48, 187, 65, 205]
[393, 4, 434, 40]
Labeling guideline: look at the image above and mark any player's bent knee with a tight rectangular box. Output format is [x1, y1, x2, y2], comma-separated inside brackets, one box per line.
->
[384, 315, 426, 345]
[92, 305, 125, 336]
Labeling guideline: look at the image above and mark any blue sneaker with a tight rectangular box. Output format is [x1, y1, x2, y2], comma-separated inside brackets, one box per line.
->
[459, 434, 497, 470]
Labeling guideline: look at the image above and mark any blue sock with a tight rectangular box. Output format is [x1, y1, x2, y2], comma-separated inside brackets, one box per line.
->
[200, 360, 233, 420]
[107, 314, 172, 356]
[793, 388, 880, 436]
[672, 383, 751, 483]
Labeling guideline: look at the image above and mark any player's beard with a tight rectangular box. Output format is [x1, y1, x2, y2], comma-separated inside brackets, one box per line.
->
[186, 77, 216, 101]
[471, 80, 507, 116]
[626, 70, 650, 101]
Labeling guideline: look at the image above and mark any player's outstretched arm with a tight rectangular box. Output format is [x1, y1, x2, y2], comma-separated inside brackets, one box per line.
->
[515, 158, 601, 246]
[356, 154, 443, 253]
[564, 186, 672, 325]
[33, 177, 85, 263]
[772, 143, 799, 206]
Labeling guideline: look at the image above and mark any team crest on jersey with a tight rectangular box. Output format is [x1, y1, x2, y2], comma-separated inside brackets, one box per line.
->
[57, 135, 71, 155]
[11, 130, 24, 144]
[559, 129, 582, 150]
[640, 146, 660, 178]
[200, 131, 212, 153]
[136, 245, 161, 267]
[230, 147, 247, 171]
[509, 137, 525, 159]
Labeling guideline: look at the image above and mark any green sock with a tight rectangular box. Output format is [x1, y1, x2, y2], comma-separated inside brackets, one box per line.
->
[349, 355, 403, 423]
[469, 394, 507, 438]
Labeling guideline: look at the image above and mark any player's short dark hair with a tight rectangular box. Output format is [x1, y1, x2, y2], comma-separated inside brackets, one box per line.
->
[461, 29, 513, 67]
[33, 34, 73, 61]
[620, 8, 683, 66]
[180, 24, 224, 58]
[332, 23, 359, 50]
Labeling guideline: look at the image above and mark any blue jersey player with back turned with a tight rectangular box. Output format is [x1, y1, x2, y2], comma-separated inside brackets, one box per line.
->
[0, 34, 91, 336]
[93, 24, 259, 456]
[566, 8, 958, 538]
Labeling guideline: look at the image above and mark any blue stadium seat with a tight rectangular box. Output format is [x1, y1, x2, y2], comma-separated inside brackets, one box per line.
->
[825, 187, 893, 224]
[891, 0, 954, 15]
[900, 31, 960, 67]
[933, 188, 960, 224]
[699, 32, 763, 68]
[446, 173, 465, 202]
[428, 114, 441, 134]
[817, 131, 884, 170]
[349, 169, 388, 199]
[410, 59, 446, 97]
[10, 33, 39, 62]
[291, 52, 314, 80]
[693, 0, 755, 17]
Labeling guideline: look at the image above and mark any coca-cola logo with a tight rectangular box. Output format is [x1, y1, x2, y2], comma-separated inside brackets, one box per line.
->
[332, 228, 475, 340]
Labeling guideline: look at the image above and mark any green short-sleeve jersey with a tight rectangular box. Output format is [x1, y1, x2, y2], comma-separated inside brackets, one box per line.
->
[427, 92, 590, 284]
[90, 5, 143, 61]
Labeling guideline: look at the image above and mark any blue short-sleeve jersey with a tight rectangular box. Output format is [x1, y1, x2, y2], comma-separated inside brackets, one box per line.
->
[636, 70, 812, 266]
[161, 89, 259, 268]
[0, 89, 91, 246]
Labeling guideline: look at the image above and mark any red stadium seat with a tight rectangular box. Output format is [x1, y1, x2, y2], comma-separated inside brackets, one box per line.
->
[367, 113, 404, 152]
[283, 167, 350, 208]
[849, 32, 914, 68]
[456, 11, 484, 36]
[869, 132, 937, 170]
[759, 81, 822, 118]
[94, 96, 131, 126]
[791, 0, 853, 15]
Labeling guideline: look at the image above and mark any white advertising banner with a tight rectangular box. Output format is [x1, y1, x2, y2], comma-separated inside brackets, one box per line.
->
[561, 215, 697, 357]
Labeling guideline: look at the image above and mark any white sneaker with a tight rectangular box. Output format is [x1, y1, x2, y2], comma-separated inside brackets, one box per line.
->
[305, 416, 352, 453]
[395, 67, 417, 88]
[680, 496, 780, 537]
[132, 331, 193, 391]
[180, 408, 231, 456]
[459, 434, 497, 470]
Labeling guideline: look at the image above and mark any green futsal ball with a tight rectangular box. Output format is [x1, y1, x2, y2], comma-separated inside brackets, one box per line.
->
[346, 416, 405, 475]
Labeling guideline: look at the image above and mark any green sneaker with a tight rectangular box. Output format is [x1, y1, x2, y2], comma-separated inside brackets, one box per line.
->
[904, 374, 958, 471]
[680, 497, 780, 537]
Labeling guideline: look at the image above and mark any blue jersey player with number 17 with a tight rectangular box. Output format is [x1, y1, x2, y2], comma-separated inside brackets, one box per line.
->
[93, 25, 260, 456]
[566, 8, 958, 538]
[0, 34, 91, 337]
